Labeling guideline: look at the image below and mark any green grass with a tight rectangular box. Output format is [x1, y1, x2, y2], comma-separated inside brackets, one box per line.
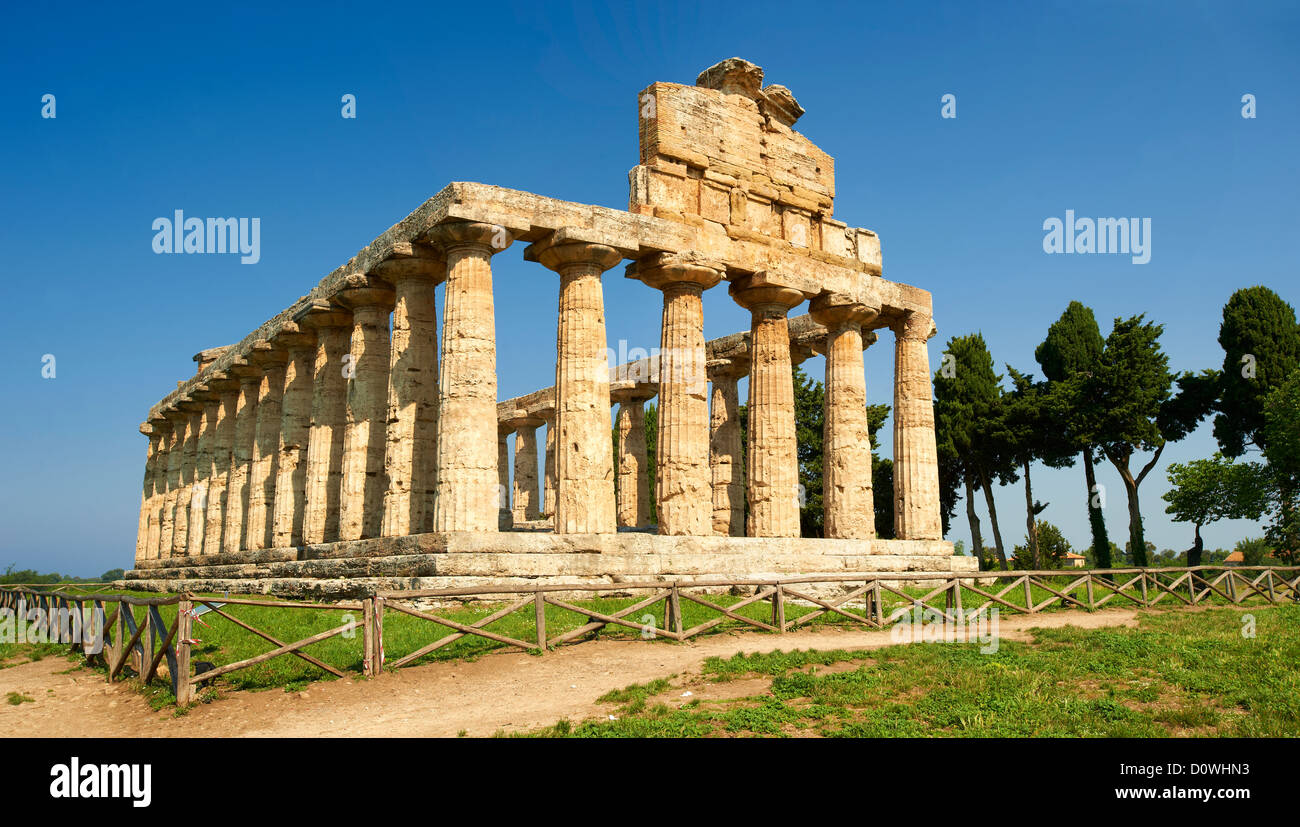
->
[513, 604, 1300, 737]
[6, 691, 35, 705]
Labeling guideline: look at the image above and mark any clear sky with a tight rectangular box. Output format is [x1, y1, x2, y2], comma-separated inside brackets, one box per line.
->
[1, 1, 1296, 576]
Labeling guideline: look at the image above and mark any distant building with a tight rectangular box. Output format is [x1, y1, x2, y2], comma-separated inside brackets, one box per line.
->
[1064, 552, 1086, 569]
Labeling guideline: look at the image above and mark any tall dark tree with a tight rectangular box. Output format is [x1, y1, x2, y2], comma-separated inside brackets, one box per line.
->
[1035, 301, 1112, 567]
[1214, 286, 1300, 457]
[792, 365, 825, 537]
[1261, 371, 1300, 561]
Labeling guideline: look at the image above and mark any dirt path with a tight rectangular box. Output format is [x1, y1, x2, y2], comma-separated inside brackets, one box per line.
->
[0, 608, 1142, 738]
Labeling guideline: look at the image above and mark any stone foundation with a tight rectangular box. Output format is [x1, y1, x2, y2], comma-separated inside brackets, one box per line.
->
[123, 532, 973, 600]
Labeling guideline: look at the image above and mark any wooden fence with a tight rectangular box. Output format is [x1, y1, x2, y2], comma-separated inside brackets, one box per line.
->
[3, 565, 1297, 705]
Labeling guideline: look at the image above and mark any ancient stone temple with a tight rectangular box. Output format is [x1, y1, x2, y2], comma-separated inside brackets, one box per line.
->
[127, 58, 973, 596]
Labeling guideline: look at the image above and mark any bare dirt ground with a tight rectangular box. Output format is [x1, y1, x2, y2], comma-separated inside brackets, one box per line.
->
[0, 608, 1141, 738]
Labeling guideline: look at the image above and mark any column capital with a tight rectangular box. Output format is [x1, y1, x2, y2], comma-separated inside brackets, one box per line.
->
[205, 371, 242, 394]
[728, 273, 805, 313]
[334, 275, 396, 311]
[293, 300, 353, 330]
[609, 380, 656, 405]
[809, 292, 880, 329]
[248, 340, 289, 368]
[270, 320, 317, 352]
[892, 309, 937, 342]
[706, 357, 748, 382]
[192, 346, 232, 374]
[525, 232, 622, 275]
[176, 395, 206, 414]
[147, 414, 171, 433]
[627, 251, 725, 291]
[504, 413, 544, 431]
[371, 241, 446, 282]
[427, 220, 513, 255]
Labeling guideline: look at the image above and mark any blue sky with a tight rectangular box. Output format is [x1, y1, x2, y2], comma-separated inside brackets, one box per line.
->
[1, 1, 1296, 575]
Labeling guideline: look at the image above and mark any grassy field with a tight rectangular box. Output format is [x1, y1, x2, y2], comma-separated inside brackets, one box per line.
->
[507, 605, 1300, 737]
[0, 574, 1291, 710]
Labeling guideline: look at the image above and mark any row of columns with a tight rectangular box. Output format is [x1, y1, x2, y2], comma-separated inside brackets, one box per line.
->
[137, 220, 943, 563]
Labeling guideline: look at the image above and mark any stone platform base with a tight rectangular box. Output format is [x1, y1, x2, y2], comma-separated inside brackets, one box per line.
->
[122, 531, 977, 600]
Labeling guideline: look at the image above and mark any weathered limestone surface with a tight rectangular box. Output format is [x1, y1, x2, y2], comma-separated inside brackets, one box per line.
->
[173, 403, 203, 556]
[497, 425, 514, 530]
[223, 371, 261, 553]
[144, 417, 170, 559]
[509, 417, 542, 522]
[612, 389, 651, 528]
[245, 345, 288, 550]
[893, 311, 943, 540]
[379, 250, 442, 537]
[188, 391, 220, 556]
[541, 410, 557, 518]
[812, 294, 878, 539]
[528, 235, 621, 535]
[338, 281, 396, 541]
[271, 326, 317, 548]
[298, 305, 352, 545]
[708, 364, 744, 537]
[135, 424, 162, 561]
[432, 222, 511, 533]
[204, 379, 240, 554]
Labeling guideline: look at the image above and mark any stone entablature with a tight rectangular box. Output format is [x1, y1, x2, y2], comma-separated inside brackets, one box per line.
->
[131, 59, 947, 584]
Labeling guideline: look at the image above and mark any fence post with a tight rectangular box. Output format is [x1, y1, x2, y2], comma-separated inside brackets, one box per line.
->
[872, 578, 883, 626]
[175, 598, 193, 705]
[1266, 571, 1277, 604]
[362, 597, 375, 677]
[1139, 571, 1149, 607]
[534, 590, 547, 650]
[670, 583, 683, 639]
[773, 583, 786, 633]
[107, 601, 124, 683]
[1085, 574, 1095, 611]
[953, 578, 963, 621]
[1227, 570, 1239, 603]
[373, 597, 385, 674]
[1023, 576, 1034, 613]
[1189, 568, 1199, 605]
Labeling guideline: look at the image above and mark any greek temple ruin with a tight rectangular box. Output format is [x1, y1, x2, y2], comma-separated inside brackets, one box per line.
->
[125, 58, 974, 596]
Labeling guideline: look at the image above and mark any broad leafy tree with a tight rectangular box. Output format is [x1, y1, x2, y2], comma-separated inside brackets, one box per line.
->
[1162, 454, 1270, 566]
[1214, 287, 1300, 457]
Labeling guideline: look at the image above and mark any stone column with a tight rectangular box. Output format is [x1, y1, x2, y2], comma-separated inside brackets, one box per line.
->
[173, 401, 204, 555]
[507, 416, 543, 523]
[497, 424, 514, 530]
[611, 387, 652, 528]
[204, 375, 241, 554]
[135, 423, 163, 564]
[811, 294, 879, 539]
[187, 388, 220, 556]
[540, 408, 557, 519]
[158, 409, 188, 557]
[528, 235, 622, 534]
[633, 253, 722, 535]
[430, 221, 512, 533]
[296, 302, 353, 545]
[245, 343, 288, 550]
[271, 324, 317, 548]
[730, 276, 805, 538]
[708, 362, 745, 537]
[144, 416, 171, 559]
[337, 278, 396, 541]
[378, 252, 443, 537]
[224, 366, 262, 553]
[893, 310, 943, 540]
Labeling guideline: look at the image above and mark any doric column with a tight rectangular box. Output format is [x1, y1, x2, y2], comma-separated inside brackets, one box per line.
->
[507, 415, 543, 523]
[144, 416, 171, 559]
[610, 386, 653, 528]
[528, 234, 622, 534]
[135, 422, 164, 564]
[296, 302, 353, 545]
[271, 323, 317, 548]
[377, 247, 443, 537]
[708, 361, 745, 537]
[187, 387, 220, 556]
[173, 400, 204, 555]
[223, 365, 262, 553]
[245, 342, 288, 550]
[497, 424, 514, 530]
[337, 277, 396, 541]
[204, 374, 241, 554]
[158, 408, 188, 557]
[811, 294, 880, 539]
[892, 310, 943, 540]
[729, 275, 805, 538]
[631, 253, 723, 535]
[540, 408, 557, 518]
[429, 221, 512, 533]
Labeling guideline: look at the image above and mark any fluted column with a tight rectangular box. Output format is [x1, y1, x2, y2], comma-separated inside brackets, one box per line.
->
[135, 423, 163, 564]
[173, 402, 204, 555]
[144, 416, 171, 559]
[245, 343, 288, 550]
[730, 276, 805, 538]
[187, 389, 220, 556]
[633, 253, 722, 535]
[204, 376, 240, 554]
[540, 409, 557, 519]
[296, 303, 353, 545]
[430, 222, 512, 532]
[497, 424, 514, 530]
[529, 235, 622, 534]
[708, 363, 745, 536]
[224, 368, 261, 553]
[338, 278, 396, 541]
[508, 416, 543, 523]
[271, 324, 317, 547]
[379, 252, 443, 537]
[611, 389, 652, 528]
[811, 295, 879, 539]
[893, 310, 943, 540]
[158, 409, 187, 557]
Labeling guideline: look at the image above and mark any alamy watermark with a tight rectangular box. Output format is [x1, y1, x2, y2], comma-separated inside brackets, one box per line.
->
[889, 605, 1000, 654]
[152, 211, 260, 264]
[1042, 210, 1150, 264]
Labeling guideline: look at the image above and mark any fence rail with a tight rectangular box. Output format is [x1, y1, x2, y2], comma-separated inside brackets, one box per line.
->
[3, 565, 1297, 705]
